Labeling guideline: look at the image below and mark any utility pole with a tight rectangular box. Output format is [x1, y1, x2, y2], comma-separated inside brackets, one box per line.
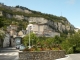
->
[61, 12, 62, 16]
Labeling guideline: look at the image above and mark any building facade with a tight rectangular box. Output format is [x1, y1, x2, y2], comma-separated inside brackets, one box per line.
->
[26, 23, 60, 37]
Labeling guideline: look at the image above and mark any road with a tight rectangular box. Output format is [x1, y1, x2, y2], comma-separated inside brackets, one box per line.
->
[68, 54, 80, 60]
[56, 53, 80, 60]
[0, 47, 19, 60]
[1, 47, 80, 60]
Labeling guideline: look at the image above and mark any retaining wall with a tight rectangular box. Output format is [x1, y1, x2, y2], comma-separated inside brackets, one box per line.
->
[19, 50, 65, 60]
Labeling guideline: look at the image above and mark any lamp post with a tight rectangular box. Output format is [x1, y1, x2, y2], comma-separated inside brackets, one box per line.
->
[28, 26, 31, 49]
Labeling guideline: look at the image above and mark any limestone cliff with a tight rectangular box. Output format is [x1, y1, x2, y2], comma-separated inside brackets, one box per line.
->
[0, 3, 75, 33]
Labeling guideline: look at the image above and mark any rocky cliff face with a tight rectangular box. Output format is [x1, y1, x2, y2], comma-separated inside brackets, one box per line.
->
[0, 3, 75, 33]
[47, 19, 74, 32]
[0, 11, 74, 33]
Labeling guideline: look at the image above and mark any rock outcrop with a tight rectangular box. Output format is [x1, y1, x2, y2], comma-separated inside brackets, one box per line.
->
[0, 3, 75, 33]
[0, 11, 74, 32]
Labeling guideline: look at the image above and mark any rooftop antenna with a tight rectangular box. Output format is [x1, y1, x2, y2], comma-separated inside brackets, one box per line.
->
[61, 12, 62, 17]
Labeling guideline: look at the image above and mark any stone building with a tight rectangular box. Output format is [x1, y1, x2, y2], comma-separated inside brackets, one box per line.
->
[74, 28, 80, 32]
[26, 23, 60, 37]
[7, 24, 18, 32]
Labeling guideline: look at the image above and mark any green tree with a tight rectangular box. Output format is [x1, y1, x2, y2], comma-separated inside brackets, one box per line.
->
[61, 31, 80, 54]
[46, 37, 54, 50]
[68, 32, 80, 53]
[22, 32, 38, 47]
[61, 39, 72, 54]
[54, 36, 62, 44]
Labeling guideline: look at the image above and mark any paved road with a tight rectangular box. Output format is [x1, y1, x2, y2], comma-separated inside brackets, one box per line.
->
[68, 54, 80, 60]
[0, 47, 19, 60]
[1, 47, 80, 60]
[56, 53, 80, 60]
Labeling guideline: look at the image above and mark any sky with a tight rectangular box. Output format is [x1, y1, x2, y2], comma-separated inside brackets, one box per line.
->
[0, 0, 80, 28]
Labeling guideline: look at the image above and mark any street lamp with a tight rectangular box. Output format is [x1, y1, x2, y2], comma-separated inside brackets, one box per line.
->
[28, 26, 31, 49]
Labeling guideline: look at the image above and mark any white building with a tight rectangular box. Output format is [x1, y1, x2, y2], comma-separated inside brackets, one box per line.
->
[26, 23, 60, 37]
[74, 28, 80, 32]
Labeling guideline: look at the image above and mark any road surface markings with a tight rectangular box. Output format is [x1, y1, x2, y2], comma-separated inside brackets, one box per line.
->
[0, 52, 18, 56]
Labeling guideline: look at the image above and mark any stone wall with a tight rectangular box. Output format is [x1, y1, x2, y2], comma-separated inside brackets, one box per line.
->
[19, 50, 65, 60]
[3, 33, 10, 47]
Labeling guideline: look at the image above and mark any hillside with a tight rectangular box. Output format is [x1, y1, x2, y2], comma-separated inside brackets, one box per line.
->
[0, 3, 75, 35]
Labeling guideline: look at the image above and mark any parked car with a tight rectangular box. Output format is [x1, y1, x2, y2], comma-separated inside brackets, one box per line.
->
[19, 44, 26, 51]
[16, 44, 20, 49]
